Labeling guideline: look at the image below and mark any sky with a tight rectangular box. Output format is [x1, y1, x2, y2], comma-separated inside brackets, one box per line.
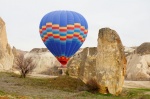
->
[0, 0, 150, 51]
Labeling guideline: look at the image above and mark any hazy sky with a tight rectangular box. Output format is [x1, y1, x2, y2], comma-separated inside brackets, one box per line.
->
[0, 0, 150, 51]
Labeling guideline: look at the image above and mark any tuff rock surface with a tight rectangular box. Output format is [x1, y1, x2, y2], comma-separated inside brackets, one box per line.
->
[24, 48, 61, 74]
[96, 28, 126, 95]
[67, 47, 97, 80]
[0, 17, 14, 70]
[126, 43, 150, 80]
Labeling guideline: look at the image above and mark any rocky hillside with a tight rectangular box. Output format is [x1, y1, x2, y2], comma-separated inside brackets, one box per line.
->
[0, 17, 14, 70]
[126, 42, 150, 80]
[24, 48, 61, 75]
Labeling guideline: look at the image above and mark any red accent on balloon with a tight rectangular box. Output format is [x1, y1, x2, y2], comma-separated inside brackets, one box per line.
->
[46, 25, 52, 28]
[53, 36, 60, 38]
[60, 29, 67, 32]
[59, 61, 67, 65]
[52, 27, 59, 29]
[74, 34, 79, 37]
[45, 36, 48, 40]
[60, 38, 66, 41]
[84, 31, 88, 34]
[80, 28, 85, 31]
[39, 30, 42, 34]
[67, 36, 73, 39]
[74, 25, 80, 28]
[67, 27, 74, 30]
[57, 56, 69, 65]
[42, 28, 46, 31]
[47, 34, 53, 37]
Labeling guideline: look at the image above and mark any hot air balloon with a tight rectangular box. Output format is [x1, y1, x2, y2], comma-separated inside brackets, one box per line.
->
[39, 10, 88, 67]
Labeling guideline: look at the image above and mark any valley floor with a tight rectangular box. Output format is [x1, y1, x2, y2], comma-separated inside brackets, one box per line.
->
[0, 72, 150, 99]
[124, 81, 150, 89]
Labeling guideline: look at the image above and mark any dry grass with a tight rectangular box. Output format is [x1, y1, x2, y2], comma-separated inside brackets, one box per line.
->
[86, 79, 99, 92]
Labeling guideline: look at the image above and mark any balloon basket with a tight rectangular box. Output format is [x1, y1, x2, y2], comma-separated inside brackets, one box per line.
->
[58, 67, 67, 75]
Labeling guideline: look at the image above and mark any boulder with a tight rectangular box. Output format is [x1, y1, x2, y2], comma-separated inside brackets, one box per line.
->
[0, 17, 14, 71]
[96, 28, 126, 95]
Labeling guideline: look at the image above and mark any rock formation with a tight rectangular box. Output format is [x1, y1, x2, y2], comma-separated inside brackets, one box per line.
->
[68, 28, 126, 95]
[126, 43, 150, 80]
[0, 17, 8, 51]
[67, 47, 97, 80]
[68, 46, 150, 82]
[0, 17, 14, 70]
[96, 28, 126, 95]
[24, 48, 61, 74]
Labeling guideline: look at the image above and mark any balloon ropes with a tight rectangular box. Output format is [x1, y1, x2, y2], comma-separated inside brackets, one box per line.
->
[39, 10, 88, 67]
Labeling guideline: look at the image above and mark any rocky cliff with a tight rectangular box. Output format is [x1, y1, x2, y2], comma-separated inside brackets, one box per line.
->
[0, 17, 14, 70]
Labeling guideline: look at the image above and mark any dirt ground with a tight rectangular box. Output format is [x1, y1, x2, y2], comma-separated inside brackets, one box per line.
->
[0, 73, 81, 99]
[123, 81, 150, 89]
[0, 72, 150, 99]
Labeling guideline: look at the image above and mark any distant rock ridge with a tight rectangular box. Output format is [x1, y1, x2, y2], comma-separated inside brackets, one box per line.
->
[30, 48, 48, 53]
[12, 46, 27, 56]
[136, 42, 150, 55]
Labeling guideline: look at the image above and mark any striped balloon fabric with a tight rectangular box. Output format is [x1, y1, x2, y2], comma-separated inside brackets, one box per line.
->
[39, 10, 88, 66]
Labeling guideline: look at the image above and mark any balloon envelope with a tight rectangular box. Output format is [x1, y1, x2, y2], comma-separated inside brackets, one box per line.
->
[39, 10, 88, 66]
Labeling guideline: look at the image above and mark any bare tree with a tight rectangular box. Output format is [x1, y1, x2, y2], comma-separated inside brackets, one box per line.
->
[14, 53, 36, 78]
